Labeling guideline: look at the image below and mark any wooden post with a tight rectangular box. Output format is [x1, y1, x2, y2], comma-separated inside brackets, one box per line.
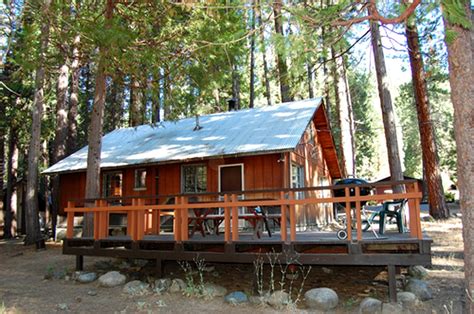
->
[280, 191, 287, 242]
[136, 198, 145, 240]
[289, 191, 296, 242]
[93, 200, 101, 240]
[355, 187, 362, 241]
[407, 182, 419, 238]
[412, 182, 423, 239]
[387, 265, 397, 302]
[174, 196, 182, 242]
[231, 194, 239, 242]
[224, 194, 231, 243]
[344, 187, 352, 241]
[181, 196, 189, 241]
[66, 201, 75, 239]
[99, 200, 108, 239]
[128, 199, 137, 240]
[155, 209, 160, 235]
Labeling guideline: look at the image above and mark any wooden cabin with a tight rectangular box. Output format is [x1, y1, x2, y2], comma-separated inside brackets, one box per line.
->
[44, 98, 343, 228]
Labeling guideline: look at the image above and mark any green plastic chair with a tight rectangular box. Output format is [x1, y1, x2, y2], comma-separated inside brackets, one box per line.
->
[378, 199, 407, 234]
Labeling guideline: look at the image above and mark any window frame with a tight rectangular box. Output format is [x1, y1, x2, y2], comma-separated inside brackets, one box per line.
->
[103, 171, 123, 198]
[134, 168, 147, 191]
[181, 164, 207, 194]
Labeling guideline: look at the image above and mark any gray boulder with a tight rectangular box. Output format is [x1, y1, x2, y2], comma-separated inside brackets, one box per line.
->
[154, 278, 172, 294]
[169, 278, 187, 293]
[407, 265, 428, 279]
[359, 297, 382, 314]
[77, 272, 97, 283]
[203, 283, 227, 297]
[382, 302, 404, 314]
[267, 290, 290, 309]
[304, 287, 339, 311]
[405, 279, 432, 301]
[397, 291, 418, 309]
[224, 291, 249, 304]
[123, 280, 150, 296]
[98, 271, 126, 287]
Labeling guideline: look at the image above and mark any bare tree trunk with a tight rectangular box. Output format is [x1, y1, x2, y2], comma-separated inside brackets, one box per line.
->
[67, 34, 80, 155]
[307, 62, 314, 99]
[24, 0, 51, 246]
[129, 76, 144, 127]
[332, 50, 355, 177]
[441, 3, 474, 311]
[83, 0, 114, 237]
[370, 18, 404, 192]
[272, 0, 291, 102]
[405, 20, 448, 219]
[249, 2, 256, 109]
[151, 71, 161, 123]
[255, 1, 272, 106]
[163, 72, 171, 120]
[231, 63, 241, 109]
[5, 130, 18, 238]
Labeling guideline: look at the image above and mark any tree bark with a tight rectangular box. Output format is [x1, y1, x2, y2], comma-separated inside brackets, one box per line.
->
[151, 71, 161, 123]
[332, 50, 355, 177]
[405, 20, 448, 219]
[129, 76, 144, 127]
[231, 63, 241, 109]
[441, 2, 474, 311]
[24, 0, 51, 245]
[5, 130, 18, 238]
[67, 34, 81, 155]
[249, 2, 256, 109]
[307, 62, 315, 99]
[256, 0, 272, 106]
[83, 0, 114, 237]
[272, 0, 291, 102]
[370, 18, 404, 192]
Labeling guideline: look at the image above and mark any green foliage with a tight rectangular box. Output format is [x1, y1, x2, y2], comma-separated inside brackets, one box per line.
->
[441, 0, 472, 29]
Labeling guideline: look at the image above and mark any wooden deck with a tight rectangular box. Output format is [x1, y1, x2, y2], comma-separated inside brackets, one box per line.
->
[63, 180, 431, 302]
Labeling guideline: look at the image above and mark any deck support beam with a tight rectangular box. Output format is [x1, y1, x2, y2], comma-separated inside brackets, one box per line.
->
[387, 264, 397, 303]
[76, 255, 84, 271]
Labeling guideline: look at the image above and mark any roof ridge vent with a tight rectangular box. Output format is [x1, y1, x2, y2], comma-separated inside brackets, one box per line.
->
[193, 115, 203, 131]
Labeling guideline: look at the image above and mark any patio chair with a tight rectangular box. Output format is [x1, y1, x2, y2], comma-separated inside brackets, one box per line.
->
[378, 199, 407, 234]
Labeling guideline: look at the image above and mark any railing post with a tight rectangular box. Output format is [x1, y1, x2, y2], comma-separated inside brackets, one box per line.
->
[93, 200, 101, 240]
[407, 182, 422, 239]
[231, 194, 239, 242]
[174, 196, 182, 242]
[344, 187, 352, 241]
[289, 191, 296, 242]
[224, 194, 231, 243]
[127, 199, 137, 240]
[355, 187, 362, 241]
[66, 201, 75, 239]
[181, 196, 189, 241]
[100, 200, 109, 239]
[280, 191, 287, 243]
[136, 198, 145, 241]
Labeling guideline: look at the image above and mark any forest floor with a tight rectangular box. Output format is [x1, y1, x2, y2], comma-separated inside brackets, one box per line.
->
[0, 212, 465, 313]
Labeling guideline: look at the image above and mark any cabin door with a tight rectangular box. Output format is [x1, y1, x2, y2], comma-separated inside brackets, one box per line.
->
[219, 164, 244, 193]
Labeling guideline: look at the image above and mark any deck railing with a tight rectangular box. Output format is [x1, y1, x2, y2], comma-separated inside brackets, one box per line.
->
[64, 180, 423, 243]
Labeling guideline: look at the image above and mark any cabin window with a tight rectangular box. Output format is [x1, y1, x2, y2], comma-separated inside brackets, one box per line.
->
[103, 172, 123, 198]
[182, 164, 207, 193]
[291, 164, 305, 199]
[134, 169, 147, 190]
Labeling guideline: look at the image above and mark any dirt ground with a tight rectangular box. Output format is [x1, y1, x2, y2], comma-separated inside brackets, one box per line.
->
[0, 216, 465, 313]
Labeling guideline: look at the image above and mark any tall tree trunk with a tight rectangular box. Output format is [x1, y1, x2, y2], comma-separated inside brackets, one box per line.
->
[151, 72, 161, 123]
[307, 61, 315, 99]
[370, 18, 404, 192]
[67, 34, 81, 155]
[272, 0, 291, 102]
[255, 0, 271, 106]
[5, 129, 18, 238]
[405, 19, 448, 219]
[51, 60, 70, 239]
[332, 51, 355, 177]
[83, 0, 114, 237]
[129, 76, 144, 126]
[249, 2, 256, 108]
[231, 63, 241, 109]
[24, 0, 51, 245]
[441, 2, 474, 311]
[163, 72, 171, 120]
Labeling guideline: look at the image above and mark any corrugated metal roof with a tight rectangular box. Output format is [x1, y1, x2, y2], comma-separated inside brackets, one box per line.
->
[44, 98, 323, 174]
